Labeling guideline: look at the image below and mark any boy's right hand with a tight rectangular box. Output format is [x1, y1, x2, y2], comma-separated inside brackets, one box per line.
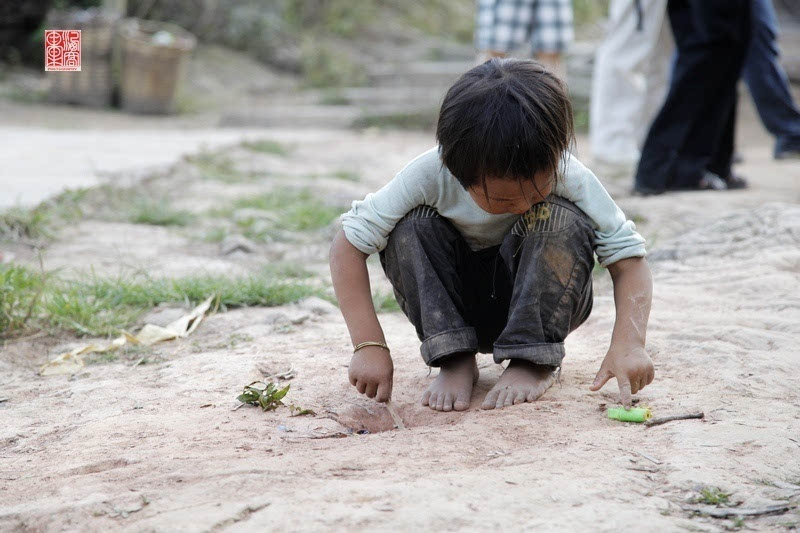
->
[348, 346, 394, 402]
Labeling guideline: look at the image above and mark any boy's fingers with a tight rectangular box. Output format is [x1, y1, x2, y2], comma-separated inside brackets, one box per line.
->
[618, 379, 633, 409]
[589, 368, 612, 391]
[364, 382, 378, 398]
[647, 368, 655, 385]
[356, 380, 367, 394]
[349, 373, 357, 386]
[376, 381, 391, 403]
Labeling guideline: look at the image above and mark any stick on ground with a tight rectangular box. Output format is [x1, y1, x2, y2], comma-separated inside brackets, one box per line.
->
[645, 412, 704, 427]
[385, 400, 406, 430]
[695, 503, 794, 518]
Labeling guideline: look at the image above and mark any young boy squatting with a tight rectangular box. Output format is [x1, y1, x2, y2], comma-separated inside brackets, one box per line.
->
[329, 59, 654, 412]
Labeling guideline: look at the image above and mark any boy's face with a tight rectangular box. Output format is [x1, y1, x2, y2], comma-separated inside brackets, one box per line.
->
[468, 172, 553, 215]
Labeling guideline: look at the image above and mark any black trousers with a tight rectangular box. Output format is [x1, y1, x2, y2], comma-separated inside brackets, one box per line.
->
[635, 0, 751, 192]
[379, 197, 594, 368]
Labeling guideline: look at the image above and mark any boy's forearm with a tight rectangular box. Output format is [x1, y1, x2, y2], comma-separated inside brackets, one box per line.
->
[329, 230, 386, 347]
[607, 257, 652, 348]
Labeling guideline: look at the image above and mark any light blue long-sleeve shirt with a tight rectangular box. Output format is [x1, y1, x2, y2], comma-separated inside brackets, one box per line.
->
[340, 146, 646, 267]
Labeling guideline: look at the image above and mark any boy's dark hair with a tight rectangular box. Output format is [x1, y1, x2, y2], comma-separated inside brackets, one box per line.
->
[436, 58, 574, 196]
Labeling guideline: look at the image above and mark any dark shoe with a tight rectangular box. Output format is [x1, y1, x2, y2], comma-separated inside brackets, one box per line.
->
[775, 148, 800, 160]
[724, 172, 749, 190]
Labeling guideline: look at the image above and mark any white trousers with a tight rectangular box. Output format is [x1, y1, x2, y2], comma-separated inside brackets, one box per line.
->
[589, 0, 674, 165]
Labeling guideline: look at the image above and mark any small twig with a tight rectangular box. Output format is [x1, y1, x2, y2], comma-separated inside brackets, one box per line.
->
[2, 331, 47, 345]
[262, 366, 295, 382]
[645, 412, 704, 427]
[693, 503, 794, 519]
[130, 357, 145, 369]
[636, 451, 662, 464]
[385, 400, 406, 430]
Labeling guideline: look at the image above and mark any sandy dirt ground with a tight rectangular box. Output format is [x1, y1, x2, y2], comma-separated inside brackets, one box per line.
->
[2, 90, 800, 532]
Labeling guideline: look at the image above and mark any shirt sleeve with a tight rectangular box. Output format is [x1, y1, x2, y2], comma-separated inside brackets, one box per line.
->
[339, 147, 439, 255]
[554, 154, 647, 267]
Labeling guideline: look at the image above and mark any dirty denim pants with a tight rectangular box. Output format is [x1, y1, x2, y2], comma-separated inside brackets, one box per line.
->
[379, 196, 594, 368]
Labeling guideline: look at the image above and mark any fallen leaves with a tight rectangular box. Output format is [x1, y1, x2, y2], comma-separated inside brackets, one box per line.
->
[39, 296, 214, 376]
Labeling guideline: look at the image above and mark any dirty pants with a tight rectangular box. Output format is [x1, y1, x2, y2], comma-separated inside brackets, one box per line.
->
[379, 196, 594, 368]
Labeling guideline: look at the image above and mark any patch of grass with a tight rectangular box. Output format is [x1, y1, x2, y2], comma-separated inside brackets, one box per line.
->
[0, 188, 87, 242]
[319, 90, 351, 106]
[2, 266, 326, 339]
[0, 264, 45, 336]
[262, 262, 315, 280]
[241, 139, 290, 156]
[373, 289, 401, 313]
[332, 170, 360, 182]
[696, 487, 732, 506]
[353, 109, 438, 130]
[230, 188, 345, 232]
[203, 227, 229, 243]
[731, 517, 745, 529]
[85, 350, 119, 365]
[128, 199, 194, 227]
[2, 86, 47, 104]
[186, 150, 253, 183]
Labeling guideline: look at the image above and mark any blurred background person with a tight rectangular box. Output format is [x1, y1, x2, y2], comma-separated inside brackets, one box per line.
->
[635, 0, 751, 194]
[589, 0, 673, 168]
[474, 0, 573, 78]
[743, 0, 800, 160]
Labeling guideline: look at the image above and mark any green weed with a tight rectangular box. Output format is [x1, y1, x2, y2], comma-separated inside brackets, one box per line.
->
[1, 266, 325, 338]
[0, 264, 45, 336]
[186, 150, 252, 183]
[128, 199, 194, 227]
[696, 487, 732, 506]
[237, 381, 290, 411]
[241, 139, 290, 156]
[230, 188, 345, 232]
[319, 90, 351, 106]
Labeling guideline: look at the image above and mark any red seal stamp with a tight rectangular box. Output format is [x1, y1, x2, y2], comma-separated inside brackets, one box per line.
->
[45, 30, 81, 72]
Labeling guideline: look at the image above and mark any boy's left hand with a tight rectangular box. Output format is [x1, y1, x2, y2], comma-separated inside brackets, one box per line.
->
[588, 343, 654, 408]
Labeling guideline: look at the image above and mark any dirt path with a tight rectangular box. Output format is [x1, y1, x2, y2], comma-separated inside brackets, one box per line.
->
[2, 94, 800, 531]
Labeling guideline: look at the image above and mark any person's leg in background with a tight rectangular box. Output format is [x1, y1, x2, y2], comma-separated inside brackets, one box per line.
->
[528, 0, 573, 79]
[475, 0, 535, 63]
[743, 0, 800, 159]
[590, 0, 672, 166]
[634, 0, 751, 193]
[474, 0, 571, 80]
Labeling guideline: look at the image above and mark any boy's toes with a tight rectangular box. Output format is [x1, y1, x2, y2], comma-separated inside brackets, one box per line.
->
[481, 389, 500, 410]
[435, 393, 446, 411]
[442, 392, 454, 412]
[495, 389, 510, 409]
[513, 390, 526, 404]
[454, 393, 470, 411]
[421, 389, 432, 406]
[503, 390, 515, 408]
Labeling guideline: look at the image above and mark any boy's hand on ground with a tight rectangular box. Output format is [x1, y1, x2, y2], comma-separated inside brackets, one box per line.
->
[588, 344, 654, 409]
[348, 346, 394, 402]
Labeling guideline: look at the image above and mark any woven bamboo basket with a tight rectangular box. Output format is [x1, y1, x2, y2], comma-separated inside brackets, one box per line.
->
[47, 9, 118, 107]
[118, 18, 196, 114]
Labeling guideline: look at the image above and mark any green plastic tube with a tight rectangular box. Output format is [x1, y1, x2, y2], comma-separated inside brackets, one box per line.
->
[607, 407, 652, 423]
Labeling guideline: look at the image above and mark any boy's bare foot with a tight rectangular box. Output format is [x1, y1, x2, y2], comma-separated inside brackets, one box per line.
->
[481, 360, 556, 410]
[421, 352, 478, 412]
